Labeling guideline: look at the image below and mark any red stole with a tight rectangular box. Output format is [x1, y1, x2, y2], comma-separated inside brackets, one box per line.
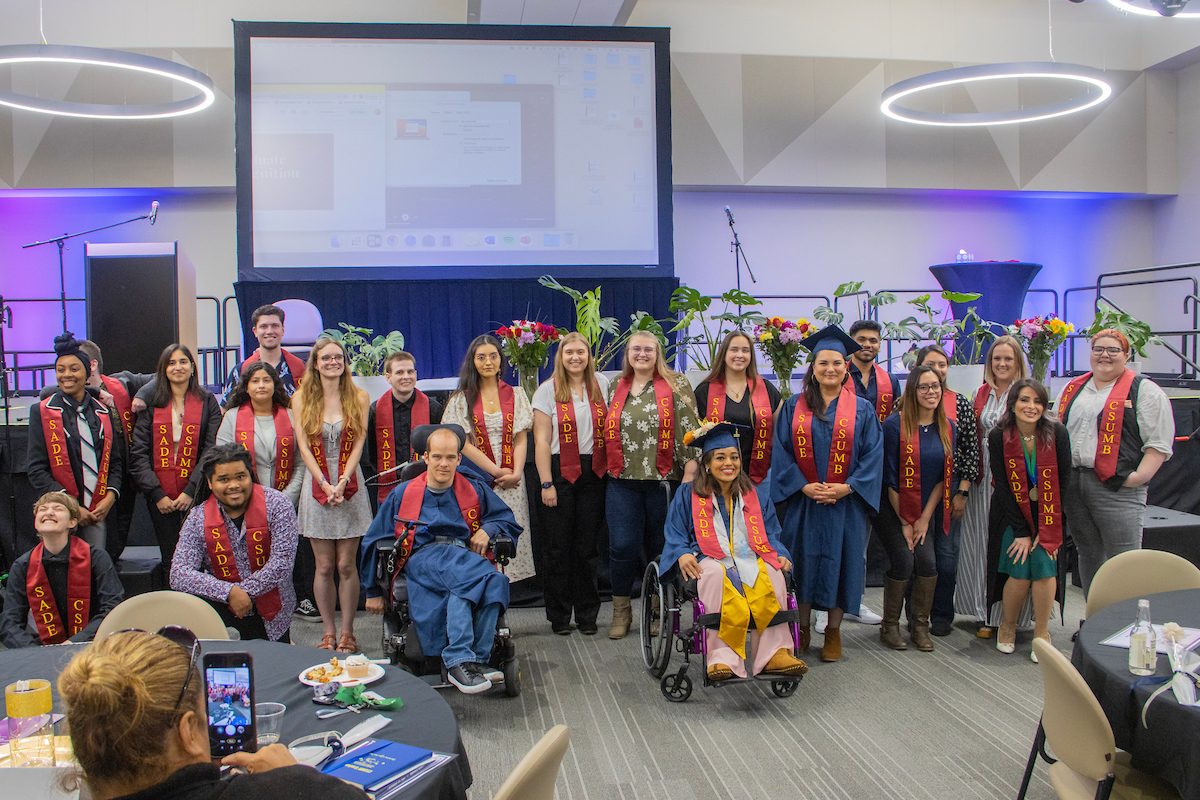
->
[871, 364, 894, 422]
[100, 376, 135, 446]
[243, 348, 306, 385]
[39, 398, 113, 512]
[897, 419, 953, 534]
[203, 486, 281, 621]
[973, 384, 992, 484]
[233, 404, 295, 492]
[394, 472, 485, 569]
[309, 421, 359, 504]
[942, 390, 959, 424]
[790, 383, 858, 484]
[373, 391, 431, 503]
[1002, 429, 1064, 555]
[153, 397, 202, 499]
[706, 378, 773, 486]
[472, 382, 516, 471]
[692, 488, 782, 570]
[26, 536, 91, 644]
[605, 374, 675, 478]
[555, 378, 608, 483]
[1058, 369, 1137, 482]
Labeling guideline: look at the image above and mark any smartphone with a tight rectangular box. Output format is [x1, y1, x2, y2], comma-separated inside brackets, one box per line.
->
[202, 652, 257, 756]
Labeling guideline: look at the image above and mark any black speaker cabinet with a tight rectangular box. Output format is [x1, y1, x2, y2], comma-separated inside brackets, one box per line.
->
[85, 242, 196, 374]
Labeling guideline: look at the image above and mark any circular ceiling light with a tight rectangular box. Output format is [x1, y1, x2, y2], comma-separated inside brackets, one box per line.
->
[1106, 0, 1200, 17]
[0, 44, 216, 119]
[881, 62, 1113, 126]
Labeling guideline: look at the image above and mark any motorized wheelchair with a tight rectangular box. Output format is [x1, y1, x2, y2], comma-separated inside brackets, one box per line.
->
[371, 439, 521, 696]
[639, 556, 804, 702]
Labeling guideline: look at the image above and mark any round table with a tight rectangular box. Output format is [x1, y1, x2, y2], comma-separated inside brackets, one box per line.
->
[0, 639, 471, 800]
[1072, 588, 1200, 800]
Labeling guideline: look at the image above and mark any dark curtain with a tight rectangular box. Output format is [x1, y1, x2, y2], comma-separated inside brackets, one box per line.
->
[234, 277, 680, 379]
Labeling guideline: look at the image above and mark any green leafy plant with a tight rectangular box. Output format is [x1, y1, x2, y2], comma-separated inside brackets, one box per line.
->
[538, 275, 620, 364]
[1086, 302, 1165, 359]
[669, 287, 766, 371]
[319, 323, 406, 376]
[889, 291, 987, 368]
[812, 282, 898, 327]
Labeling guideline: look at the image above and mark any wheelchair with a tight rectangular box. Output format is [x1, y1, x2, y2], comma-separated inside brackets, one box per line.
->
[639, 556, 804, 702]
[372, 459, 521, 697]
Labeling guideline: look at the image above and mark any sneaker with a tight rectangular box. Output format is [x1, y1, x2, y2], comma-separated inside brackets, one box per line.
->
[930, 620, 953, 637]
[447, 664, 492, 694]
[480, 664, 504, 682]
[814, 610, 828, 634]
[845, 604, 882, 625]
[295, 599, 322, 622]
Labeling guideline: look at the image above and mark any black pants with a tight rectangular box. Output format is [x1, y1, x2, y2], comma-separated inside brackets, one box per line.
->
[292, 535, 316, 605]
[876, 500, 937, 581]
[205, 597, 291, 642]
[148, 498, 187, 584]
[103, 481, 139, 562]
[537, 455, 605, 627]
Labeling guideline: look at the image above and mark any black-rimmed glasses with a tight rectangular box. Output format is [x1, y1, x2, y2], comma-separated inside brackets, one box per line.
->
[118, 626, 199, 710]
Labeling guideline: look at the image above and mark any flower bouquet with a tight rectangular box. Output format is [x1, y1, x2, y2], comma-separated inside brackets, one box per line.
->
[495, 320, 562, 401]
[753, 317, 817, 399]
[1008, 315, 1073, 385]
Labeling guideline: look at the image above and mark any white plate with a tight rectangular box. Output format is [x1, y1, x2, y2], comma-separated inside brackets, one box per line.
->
[298, 661, 385, 687]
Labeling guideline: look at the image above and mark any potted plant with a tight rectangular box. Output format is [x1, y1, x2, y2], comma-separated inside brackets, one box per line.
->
[668, 286, 766, 373]
[320, 323, 406, 400]
[812, 281, 898, 327]
[1086, 302, 1165, 371]
[494, 320, 562, 401]
[1008, 315, 1074, 385]
[753, 317, 818, 398]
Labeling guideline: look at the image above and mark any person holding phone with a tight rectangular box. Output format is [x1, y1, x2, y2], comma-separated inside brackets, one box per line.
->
[57, 629, 368, 800]
[171, 444, 300, 642]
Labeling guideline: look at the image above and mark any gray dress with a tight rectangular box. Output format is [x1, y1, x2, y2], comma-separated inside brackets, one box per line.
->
[298, 420, 373, 541]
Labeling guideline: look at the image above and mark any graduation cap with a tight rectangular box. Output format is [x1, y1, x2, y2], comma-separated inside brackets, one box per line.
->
[799, 324, 862, 361]
[411, 424, 468, 454]
[683, 421, 744, 454]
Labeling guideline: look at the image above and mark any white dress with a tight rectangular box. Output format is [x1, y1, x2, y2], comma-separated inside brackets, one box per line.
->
[444, 390, 535, 582]
[298, 420, 374, 541]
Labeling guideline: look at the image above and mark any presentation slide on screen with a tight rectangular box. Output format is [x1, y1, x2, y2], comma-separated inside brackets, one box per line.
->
[248, 37, 660, 268]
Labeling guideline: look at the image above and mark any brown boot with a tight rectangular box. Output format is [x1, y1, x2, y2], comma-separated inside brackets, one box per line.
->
[763, 649, 809, 676]
[609, 596, 632, 639]
[910, 576, 937, 652]
[798, 625, 811, 655]
[880, 577, 909, 651]
[821, 627, 842, 662]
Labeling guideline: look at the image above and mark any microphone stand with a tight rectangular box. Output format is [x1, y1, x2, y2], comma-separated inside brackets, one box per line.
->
[0, 298, 15, 569]
[727, 210, 757, 310]
[22, 211, 155, 333]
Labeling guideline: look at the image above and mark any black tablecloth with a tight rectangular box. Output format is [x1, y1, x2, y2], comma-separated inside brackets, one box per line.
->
[1072, 589, 1200, 800]
[0, 639, 470, 800]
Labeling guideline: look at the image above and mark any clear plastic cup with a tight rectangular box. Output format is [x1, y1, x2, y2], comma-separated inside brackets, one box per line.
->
[255, 702, 286, 747]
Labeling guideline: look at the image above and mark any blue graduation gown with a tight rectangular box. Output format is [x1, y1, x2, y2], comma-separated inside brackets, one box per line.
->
[359, 473, 521, 658]
[659, 484, 789, 582]
[770, 392, 884, 611]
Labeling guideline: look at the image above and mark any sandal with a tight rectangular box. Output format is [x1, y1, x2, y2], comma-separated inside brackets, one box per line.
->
[336, 633, 358, 654]
[318, 634, 337, 651]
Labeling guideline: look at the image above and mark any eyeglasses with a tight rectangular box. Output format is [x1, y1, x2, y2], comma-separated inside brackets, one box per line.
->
[288, 731, 345, 770]
[1091, 346, 1124, 356]
[474, 353, 501, 362]
[628, 346, 657, 355]
[319, 354, 345, 363]
[916, 384, 942, 394]
[119, 625, 199, 710]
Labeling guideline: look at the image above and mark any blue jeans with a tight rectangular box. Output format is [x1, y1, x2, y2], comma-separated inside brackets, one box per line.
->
[442, 596, 501, 669]
[605, 479, 675, 596]
[932, 513, 963, 626]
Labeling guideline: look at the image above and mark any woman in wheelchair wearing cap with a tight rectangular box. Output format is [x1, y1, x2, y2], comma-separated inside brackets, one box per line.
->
[661, 422, 809, 682]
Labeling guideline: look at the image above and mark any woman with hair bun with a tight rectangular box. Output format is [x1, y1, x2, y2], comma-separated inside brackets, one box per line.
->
[57, 630, 366, 800]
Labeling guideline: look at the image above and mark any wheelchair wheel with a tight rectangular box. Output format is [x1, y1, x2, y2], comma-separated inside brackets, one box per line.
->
[771, 679, 800, 698]
[502, 657, 521, 697]
[639, 561, 672, 678]
[660, 671, 692, 703]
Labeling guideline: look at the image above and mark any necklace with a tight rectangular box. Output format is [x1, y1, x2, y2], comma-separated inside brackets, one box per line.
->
[1022, 434, 1035, 442]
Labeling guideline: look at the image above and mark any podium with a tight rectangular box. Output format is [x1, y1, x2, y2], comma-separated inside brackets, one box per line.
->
[929, 261, 1042, 363]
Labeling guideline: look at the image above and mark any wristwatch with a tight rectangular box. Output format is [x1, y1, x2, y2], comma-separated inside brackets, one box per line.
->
[541, 481, 553, 490]
[957, 489, 970, 498]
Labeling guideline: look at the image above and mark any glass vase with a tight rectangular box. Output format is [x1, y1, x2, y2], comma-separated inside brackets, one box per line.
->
[518, 365, 539, 403]
[1029, 354, 1050, 386]
[773, 359, 795, 400]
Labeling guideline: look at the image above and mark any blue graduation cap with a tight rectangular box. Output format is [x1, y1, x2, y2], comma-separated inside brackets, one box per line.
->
[683, 421, 744, 454]
[799, 324, 862, 361]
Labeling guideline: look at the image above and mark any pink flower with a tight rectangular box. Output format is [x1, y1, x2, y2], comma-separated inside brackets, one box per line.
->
[1020, 321, 1040, 339]
[519, 331, 536, 346]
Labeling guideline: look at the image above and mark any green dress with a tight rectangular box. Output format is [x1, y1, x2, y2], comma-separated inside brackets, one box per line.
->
[997, 439, 1057, 581]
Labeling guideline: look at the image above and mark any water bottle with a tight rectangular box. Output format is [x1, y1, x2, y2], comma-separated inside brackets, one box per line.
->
[1128, 599, 1158, 676]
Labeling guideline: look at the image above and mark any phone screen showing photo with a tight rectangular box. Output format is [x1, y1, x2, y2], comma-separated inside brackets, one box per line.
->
[205, 664, 256, 754]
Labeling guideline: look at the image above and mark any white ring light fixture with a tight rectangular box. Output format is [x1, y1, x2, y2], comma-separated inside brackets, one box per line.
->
[1106, 0, 1200, 17]
[881, 62, 1113, 127]
[0, 44, 216, 119]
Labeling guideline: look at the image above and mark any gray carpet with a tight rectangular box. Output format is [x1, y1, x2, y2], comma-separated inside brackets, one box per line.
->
[292, 586, 1080, 800]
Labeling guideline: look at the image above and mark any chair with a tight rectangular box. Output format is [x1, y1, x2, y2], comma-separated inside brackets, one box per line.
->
[271, 298, 324, 363]
[1016, 639, 1178, 800]
[1085, 549, 1200, 618]
[94, 591, 231, 640]
[492, 725, 570, 800]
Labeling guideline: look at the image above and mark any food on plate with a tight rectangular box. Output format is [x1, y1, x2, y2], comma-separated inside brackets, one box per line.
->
[345, 654, 371, 679]
[304, 657, 345, 683]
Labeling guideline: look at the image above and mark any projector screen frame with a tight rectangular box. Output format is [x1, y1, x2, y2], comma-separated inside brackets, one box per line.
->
[233, 20, 674, 281]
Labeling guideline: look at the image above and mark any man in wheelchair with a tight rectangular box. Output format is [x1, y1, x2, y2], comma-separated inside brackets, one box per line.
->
[359, 425, 521, 694]
[661, 422, 809, 682]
